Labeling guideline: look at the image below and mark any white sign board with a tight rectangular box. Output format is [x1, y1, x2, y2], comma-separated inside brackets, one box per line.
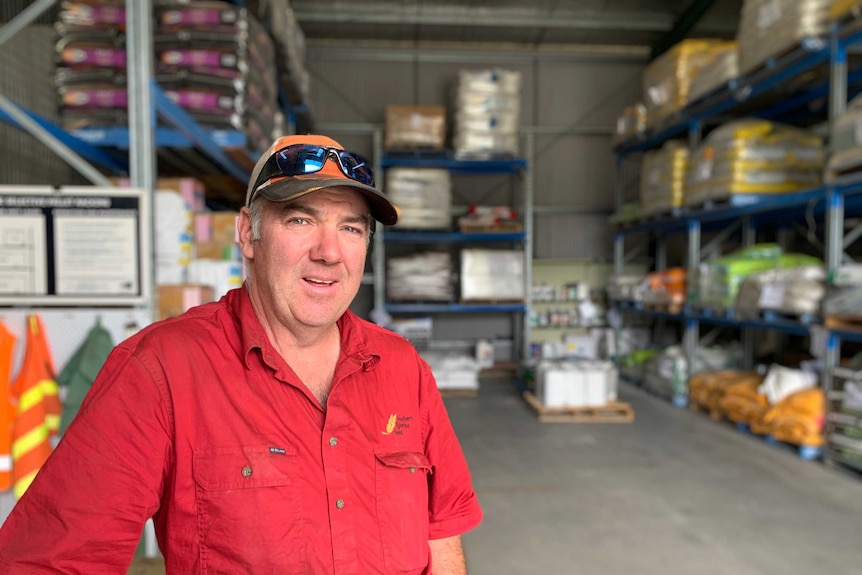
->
[0, 186, 151, 306]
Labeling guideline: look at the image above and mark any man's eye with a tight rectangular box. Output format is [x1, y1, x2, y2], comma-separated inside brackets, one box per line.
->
[287, 217, 309, 226]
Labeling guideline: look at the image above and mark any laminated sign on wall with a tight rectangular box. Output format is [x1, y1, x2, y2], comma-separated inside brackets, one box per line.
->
[0, 186, 151, 306]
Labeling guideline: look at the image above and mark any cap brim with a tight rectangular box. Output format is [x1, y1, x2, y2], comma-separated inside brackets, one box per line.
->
[254, 176, 399, 226]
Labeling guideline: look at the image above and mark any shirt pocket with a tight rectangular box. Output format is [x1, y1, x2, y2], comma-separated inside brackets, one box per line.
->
[193, 445, 305, 574]
[375, 449, 433, 573]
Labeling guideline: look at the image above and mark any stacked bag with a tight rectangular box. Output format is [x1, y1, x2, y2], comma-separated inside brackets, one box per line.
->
[385, 168, 452, 230]
[685, 119, 824, 208]
[642, 39, 736, 127]
[691, 244, 821, 310]
[453, 68, 521, 159]
[55, 0, 129, 130]
[736, 0, 833, 75]
[734, 265, 826, 320]
[155, 2, 280, 154]
[639, 140, 689, 215]
[688, 42, 739, 103]
[54, 1, 283, 154]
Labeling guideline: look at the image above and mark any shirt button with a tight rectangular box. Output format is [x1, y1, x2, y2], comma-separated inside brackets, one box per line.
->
[241, 465, 252, 478]
[409, 467, 416, 473]
[329, 437, 338, 447]
[335, 499, 345, 509]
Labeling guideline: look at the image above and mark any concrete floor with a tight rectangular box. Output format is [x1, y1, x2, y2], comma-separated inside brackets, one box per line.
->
[451, 379, 862, 575]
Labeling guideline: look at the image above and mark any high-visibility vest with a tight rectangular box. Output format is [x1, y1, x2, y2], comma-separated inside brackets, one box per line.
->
[0, 321, 16, 491]
[11, 315, 61, 499]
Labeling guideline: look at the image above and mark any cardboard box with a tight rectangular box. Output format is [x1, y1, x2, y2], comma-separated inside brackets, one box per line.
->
[385, 105, 446, 149]
[157, 284, 214, 320]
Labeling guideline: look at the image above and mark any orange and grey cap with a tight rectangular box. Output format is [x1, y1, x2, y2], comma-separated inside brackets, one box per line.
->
[245, 134, 399, 225]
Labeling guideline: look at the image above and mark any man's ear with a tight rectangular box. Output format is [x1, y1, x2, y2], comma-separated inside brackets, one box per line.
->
[237, 207, 255, 260]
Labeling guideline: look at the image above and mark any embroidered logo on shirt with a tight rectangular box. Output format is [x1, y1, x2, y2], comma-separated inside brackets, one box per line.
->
[381, 414, 414, 436]
[269, 447, 286, 455]
[381, 413, 397, 435]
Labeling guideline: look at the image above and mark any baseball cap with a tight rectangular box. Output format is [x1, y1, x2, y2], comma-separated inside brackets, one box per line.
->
[245, 134, 399, 225]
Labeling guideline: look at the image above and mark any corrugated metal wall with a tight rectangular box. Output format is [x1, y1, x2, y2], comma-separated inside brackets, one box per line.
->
[307, 46, 644, 261]
[0, 25, 73, 185]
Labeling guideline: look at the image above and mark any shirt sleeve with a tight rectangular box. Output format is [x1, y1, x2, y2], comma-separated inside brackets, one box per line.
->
[0, 344, 173, 574]
[421, 359, 483, 540]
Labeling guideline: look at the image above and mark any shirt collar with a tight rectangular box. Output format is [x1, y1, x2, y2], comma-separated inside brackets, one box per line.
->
[231, 284, 380, 371]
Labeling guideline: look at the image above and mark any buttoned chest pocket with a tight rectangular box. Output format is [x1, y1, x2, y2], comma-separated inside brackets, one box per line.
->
[193, 445, 305, 574]
[375, 450, 432, 573]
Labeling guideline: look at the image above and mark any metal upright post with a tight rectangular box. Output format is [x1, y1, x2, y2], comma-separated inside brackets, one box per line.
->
[741, 215, 755, 369]
[372, 128, 386, 315]
[827, 29, 847, 277]
[126, 0, 157, 557]
[685, 219, 701, 382]
[522, 131, 535, 364]
[656, 233, 667, 271]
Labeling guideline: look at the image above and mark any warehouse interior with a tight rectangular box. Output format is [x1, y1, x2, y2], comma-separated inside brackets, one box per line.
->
[2, 0, 862, 574]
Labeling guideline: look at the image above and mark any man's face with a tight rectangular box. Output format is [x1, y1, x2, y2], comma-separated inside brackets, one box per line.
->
[241, 186, 371, 332]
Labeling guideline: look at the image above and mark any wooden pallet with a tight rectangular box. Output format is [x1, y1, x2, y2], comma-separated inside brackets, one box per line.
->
[459, 221, 523, 233]
[522, 392, 634, 423]
[825, 313, 862, 333]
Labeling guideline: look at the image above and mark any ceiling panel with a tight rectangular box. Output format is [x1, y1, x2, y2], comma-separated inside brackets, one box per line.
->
[292, 0, 744, 50]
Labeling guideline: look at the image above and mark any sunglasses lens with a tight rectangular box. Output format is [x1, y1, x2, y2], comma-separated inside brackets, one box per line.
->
[337, 151, 374, 186]
[275, 145, 326, 175]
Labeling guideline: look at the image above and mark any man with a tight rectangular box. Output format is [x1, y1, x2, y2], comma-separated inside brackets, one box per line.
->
[0, 134, 483, 574]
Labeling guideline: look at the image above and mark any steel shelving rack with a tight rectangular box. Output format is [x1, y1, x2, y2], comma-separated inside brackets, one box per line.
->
[374, 151, 532, 363]
[611, 18, 862, 472]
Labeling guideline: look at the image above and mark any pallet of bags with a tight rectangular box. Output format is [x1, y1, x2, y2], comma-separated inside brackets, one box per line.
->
[688, 42, 739, 103]
[684, 119, 824, 208]
[736, 0, 833, 76]
[385, 168, 452, 230]
[734, 265, 825, 321]
[639, 140, 688, 216]
[452, 68, 521, 159]
[54, 0, 129, 130]
[154, 1, 280, 154]
[643, 39, 735, 127]
[386, 252, 455, 302]
[689, 370, 764, 419]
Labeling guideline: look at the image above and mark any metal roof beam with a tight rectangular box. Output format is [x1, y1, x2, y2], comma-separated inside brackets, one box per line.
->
[294, 4, 735, 33]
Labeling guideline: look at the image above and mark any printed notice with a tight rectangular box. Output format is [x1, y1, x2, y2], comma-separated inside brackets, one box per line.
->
[0, 214, 48, 295]
[54, 212, 138, 295]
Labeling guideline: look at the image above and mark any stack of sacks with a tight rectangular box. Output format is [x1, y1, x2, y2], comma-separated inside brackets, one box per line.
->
[155, 1, 280, 154]
[685, 119, 824, 208]
[639, 140, 689, 216]
[635, 268, 687, 307]
[719, 377, 769, 425]
[689, 370, 764, 414]
[642, 344, 743, 400]
[452, 68, 521, 159]
[612, 102, 647, 146]
[54, 0, 129, 130]
[643, 39, 736, 127]
[826, 94, 862, 180]
[831, 0, 862, 20]
[736, 0, 832, 76]
[387, 252, 454, 302]
[689, 42, 739, 103]
[751, 388, 825, 445]
[734, 265, 826, 319]
[460, 249, 524, 302]
[693, 244, 821, 310]
[385, 168, 452, 230]
[421, 352, 481, 392]
[268, 0, 310, 106]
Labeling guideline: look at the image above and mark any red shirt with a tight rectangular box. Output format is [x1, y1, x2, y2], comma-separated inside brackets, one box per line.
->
[0, 287, 482, 574]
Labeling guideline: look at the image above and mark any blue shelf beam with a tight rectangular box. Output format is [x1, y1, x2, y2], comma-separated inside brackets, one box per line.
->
[383, 231, 527, 243]
[152, 81, 250, 182]
[0, 102, 128, 174]
[385, 302, 527, 313]
[74, 126, 251, 151]
[382, 153, 528, 173]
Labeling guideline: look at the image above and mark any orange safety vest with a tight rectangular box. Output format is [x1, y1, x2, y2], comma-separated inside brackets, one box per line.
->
[0, 321, 16, 491]
[11, 315, 62, 498]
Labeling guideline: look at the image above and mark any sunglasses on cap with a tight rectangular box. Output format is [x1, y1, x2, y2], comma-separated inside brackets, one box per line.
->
[249, 144, 374, 200]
